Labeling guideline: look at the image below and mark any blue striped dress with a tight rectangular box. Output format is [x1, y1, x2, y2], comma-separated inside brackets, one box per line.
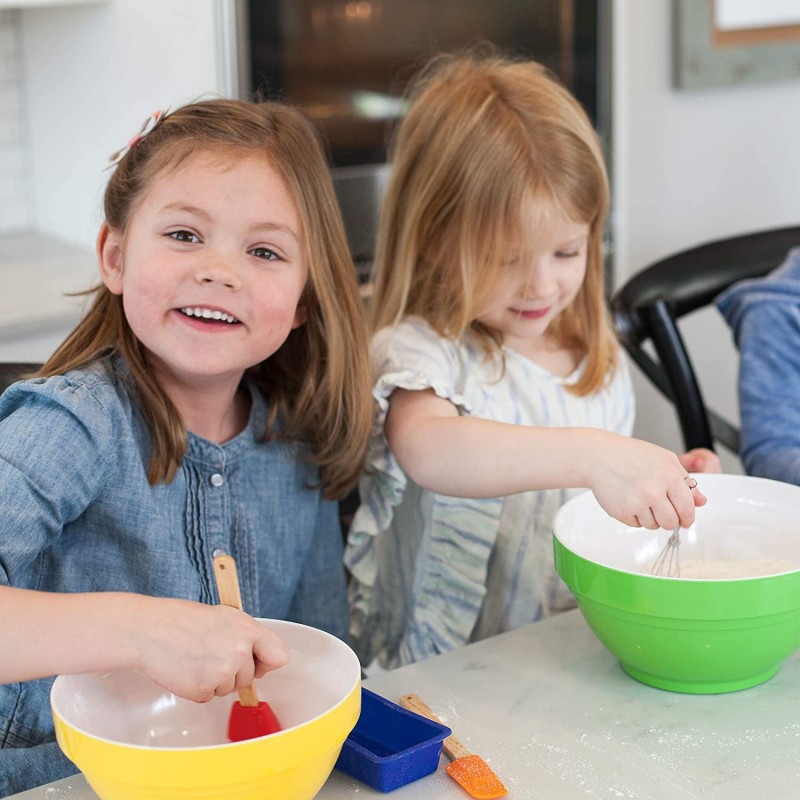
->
[345, 316, 635, 668]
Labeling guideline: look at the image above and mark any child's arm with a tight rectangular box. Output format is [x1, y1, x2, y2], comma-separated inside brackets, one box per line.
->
[0, 586, 289, 701]
[385, 388, 705, 530]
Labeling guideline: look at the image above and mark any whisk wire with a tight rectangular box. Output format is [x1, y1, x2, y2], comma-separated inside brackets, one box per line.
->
[651, 525, 681, 577]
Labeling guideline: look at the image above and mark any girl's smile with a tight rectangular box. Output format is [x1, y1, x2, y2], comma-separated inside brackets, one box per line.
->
[509, 306, 552, 320]
[177, 306, 241, 326]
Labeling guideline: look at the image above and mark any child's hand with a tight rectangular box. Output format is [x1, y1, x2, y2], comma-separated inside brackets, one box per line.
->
[586, 433, 706, 530]
[130, 598, 290, 703]
[679, 447, 722, 474]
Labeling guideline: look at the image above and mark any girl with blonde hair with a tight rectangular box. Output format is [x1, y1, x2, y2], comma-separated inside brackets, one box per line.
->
[0, 98, 371, 793]
[346, 52, 718, 669]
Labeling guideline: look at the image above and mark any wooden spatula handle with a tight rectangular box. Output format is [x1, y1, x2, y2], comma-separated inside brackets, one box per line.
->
[236, 684, 259, 707]
[213, 553, 244, 608]
[399, 693, 472, 761]
[212, 553, 260, 708]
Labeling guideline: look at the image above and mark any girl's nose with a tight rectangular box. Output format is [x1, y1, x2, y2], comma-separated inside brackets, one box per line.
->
[194, 262, 241, 290]
[522, 263, 556, 298]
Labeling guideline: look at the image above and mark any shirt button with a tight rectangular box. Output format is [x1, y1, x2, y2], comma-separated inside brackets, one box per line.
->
[209, 473, 224, 488]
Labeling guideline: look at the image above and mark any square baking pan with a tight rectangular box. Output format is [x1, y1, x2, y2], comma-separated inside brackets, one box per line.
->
[335, 687, 452, 792]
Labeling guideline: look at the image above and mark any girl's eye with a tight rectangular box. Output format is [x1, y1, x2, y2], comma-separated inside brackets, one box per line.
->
[556, 238, 588, 259]
[250, 247, 282, 261]
[168, 230, 199, 244]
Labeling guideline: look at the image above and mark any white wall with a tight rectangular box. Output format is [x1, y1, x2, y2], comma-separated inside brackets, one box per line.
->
[19, 0, 224, 249]
[0, 10, 32, 232]
[612, 0, 800, 471]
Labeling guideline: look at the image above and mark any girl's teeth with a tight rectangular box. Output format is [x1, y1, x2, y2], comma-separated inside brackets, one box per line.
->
[180, 307, 239, 324]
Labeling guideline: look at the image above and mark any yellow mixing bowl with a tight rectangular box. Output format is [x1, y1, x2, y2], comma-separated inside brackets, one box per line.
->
[51, 619, 361, 799]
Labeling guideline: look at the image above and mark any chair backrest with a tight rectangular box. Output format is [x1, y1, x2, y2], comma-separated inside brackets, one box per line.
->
[0, 363, 42, 394]
[611, 226, 800, 455]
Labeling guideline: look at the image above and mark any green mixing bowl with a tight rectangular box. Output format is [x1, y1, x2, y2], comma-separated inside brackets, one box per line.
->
[553, 473, 800, 694]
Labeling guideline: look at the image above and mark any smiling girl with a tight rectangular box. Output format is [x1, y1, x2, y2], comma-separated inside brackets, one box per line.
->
[345, 52, 719, 670]
[0, 99, 371, 793]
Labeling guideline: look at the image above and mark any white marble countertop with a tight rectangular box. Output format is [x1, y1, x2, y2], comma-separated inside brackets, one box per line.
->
[12, 608, 800, 799]
[0, 232, 94, 340]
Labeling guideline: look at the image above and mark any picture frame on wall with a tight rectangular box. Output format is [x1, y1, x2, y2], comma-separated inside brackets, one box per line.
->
[674, 0, 800, 90]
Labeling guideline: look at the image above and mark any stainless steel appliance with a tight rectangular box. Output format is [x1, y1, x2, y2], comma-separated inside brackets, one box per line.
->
[238, 1, 608, 278]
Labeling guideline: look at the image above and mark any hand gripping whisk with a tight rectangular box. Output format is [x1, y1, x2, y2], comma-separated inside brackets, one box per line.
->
[650, 476, 697, 578]
[651, 525, 681, 577]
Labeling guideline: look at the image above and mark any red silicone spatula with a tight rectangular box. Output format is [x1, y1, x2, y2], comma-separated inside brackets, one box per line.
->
[212, 553, 282, 741]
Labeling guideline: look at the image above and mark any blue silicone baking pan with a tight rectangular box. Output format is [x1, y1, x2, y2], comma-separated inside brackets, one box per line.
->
[335, 687, 452, 792]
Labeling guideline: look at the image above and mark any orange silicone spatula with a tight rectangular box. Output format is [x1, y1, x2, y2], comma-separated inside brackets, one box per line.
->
[399, 693, 507, 799]
[212, 553, 282, 741]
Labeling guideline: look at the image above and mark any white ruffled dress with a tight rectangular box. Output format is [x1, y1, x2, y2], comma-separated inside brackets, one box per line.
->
[345, 316, 634, 668]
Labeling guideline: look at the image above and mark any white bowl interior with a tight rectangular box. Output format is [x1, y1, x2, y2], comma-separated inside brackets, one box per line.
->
[51, 619, 360, 748]
[553, 474, 800, 578]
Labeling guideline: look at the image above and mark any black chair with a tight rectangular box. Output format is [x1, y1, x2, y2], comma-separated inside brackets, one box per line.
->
[611, 226, 800, 455]
[0, 362, 41, 394]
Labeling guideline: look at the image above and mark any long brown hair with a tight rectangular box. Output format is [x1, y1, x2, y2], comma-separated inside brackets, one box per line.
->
[371, 51, 617, 395]
[40, 99, 371, 498]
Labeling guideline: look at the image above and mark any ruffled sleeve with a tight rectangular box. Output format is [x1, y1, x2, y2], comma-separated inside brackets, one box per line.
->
[344, 318, 474, 661]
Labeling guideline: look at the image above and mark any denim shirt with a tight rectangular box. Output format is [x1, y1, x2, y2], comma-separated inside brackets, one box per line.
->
[0, 356, 348, 796]
[716, 246, 800, 484]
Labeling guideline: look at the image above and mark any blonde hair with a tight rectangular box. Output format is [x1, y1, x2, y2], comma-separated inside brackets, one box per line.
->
[371, 51, 617, 395]
[40, 99, 371, 498]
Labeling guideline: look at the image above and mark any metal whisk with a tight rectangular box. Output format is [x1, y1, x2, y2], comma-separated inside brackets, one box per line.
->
[651, 525, 681, 577]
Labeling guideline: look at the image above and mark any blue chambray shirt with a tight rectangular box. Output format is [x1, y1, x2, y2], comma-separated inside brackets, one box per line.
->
[0, 355, 348, 795]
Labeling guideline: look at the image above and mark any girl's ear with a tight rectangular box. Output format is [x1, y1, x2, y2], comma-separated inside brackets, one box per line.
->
[291, 303, 307, 329]
[291, 286, 310, 329]
[97, 222, 125, 295]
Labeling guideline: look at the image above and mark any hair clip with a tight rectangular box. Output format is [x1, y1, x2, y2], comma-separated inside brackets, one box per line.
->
[108, 108, 169, 167]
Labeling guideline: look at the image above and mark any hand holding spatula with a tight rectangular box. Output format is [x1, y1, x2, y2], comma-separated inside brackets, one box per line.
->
[212, 553, 282, 741]
[400, 693, 507, 799]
